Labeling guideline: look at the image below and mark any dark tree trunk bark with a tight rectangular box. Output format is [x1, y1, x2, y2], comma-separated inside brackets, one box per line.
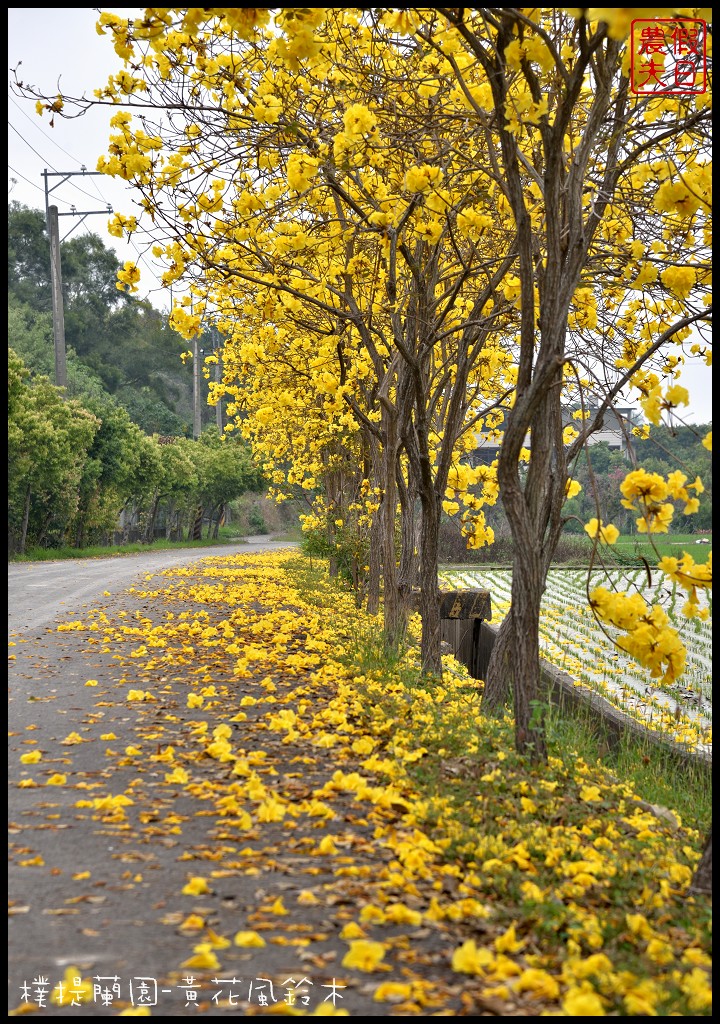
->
[191, 506, 203, 541]
[417, 488, 443, 675]
[144, 491, 160, 544]
[507, 558, 547, 761]
[19, 483, 31, 556]
[378, 408, 407, 648]
[397, 468, 420, 610]
[482, 610, 515, 710]
[687, 828, 712, 896]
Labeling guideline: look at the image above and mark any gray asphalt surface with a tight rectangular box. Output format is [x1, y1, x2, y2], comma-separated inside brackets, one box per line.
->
[8, 538, 492, 1018]
[8, 538, 367, 1018]
[7, 538, 297, 638]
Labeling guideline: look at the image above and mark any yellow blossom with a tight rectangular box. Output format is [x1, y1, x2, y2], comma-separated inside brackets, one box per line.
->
[182, 876, 211, 896]
[341, 939, 387, 972]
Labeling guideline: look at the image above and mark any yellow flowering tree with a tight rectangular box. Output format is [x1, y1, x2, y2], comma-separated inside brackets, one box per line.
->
[417, 8, 712, 759]
[14, 8, 712, 759]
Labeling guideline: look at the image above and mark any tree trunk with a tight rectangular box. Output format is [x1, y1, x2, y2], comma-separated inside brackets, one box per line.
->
[488, 415, 552, 761]
[191, 506, 203, 541]
[417, 487, 443, 675]
[378, 409, 406, 648]
[144, 491, 160, 544]
[508, 562, 547, 761]
[19, 483, 31, 556]
[687, 828, 712, 896]
[397, 468, 420, 609]
[366, 510, 382, 616]
[482, 610, 515, 710]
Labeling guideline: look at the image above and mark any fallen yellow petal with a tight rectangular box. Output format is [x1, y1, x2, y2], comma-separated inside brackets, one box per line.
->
[182, 876, 211, 896]
[234, 930, 266, 948]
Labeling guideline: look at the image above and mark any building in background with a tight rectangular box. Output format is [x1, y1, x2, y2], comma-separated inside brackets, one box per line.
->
[469, 405, 642, 466]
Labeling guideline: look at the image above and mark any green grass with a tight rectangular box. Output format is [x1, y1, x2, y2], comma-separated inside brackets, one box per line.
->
[290, 553, 711, 836]
[543, 704, 712, 834]
[608, 532, 712, 562]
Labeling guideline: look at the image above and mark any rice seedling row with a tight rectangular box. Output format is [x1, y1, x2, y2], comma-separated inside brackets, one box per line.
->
[439, 567, 712, 754]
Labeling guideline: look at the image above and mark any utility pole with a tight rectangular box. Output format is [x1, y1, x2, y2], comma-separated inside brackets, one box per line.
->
[212, 326, 224, 432]
[193, 335, 202, 440]
[47, 205, 67, 388]
[43, 169, 112, 389]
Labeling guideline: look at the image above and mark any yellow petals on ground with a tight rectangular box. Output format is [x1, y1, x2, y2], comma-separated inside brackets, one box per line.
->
[50, 968, 94, 1006]
[384, 903, 423, 926]
[256, 796, 287, 822]
[61, 732, 85, 745]
[179, 913, 206, 931]
[359, 904, 386, 924]
[204, 928, 231, 949]
[233, 930, 266, 948]
[373, 981, 414, 1002]
[494, 924, 525, 954]
[14, 548, 707, 1016]
[297, 889, 321, 906]
[515, 967, 560, 1000]
[561, 986, 607, 1015]
[452, 939, 495, 975]
[46, 773, 67, 785]
[316, 834, 339, 855]
[341, 939, 388, 972]
[181, 942, 221, 970]
[181, 876, 211, 896]
[625, 913, 654, 940]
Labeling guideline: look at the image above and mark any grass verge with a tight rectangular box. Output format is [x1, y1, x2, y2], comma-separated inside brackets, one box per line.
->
[286, 552, 711, 1016]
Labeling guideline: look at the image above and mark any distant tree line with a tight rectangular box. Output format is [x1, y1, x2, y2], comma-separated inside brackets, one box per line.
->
[8, 347, 264, 555]
[7, 202, 265, 555]
[562, 428, 712, 535]
[9, 200, 215, 435]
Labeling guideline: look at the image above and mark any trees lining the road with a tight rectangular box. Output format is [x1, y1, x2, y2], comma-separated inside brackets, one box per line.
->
[12, 9, 712, 765]
[8, 348, 264, 555]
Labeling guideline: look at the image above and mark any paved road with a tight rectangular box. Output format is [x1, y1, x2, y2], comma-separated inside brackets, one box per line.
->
[8, 538, 318, 1017]
[8, 538, 299, 637]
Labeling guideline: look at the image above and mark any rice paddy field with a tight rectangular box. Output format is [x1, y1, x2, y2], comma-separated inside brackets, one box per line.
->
[438, 565, 712, 755]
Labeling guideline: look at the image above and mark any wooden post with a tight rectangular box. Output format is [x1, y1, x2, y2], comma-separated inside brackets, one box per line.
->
[413, 589, 492, 678]
[47, 205, 67, 389]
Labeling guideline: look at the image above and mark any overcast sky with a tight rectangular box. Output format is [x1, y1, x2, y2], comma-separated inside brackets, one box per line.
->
[7, 8, 712, 424]
[7, 7, 164, 303]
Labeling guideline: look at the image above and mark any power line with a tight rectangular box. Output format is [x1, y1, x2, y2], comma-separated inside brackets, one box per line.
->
[8, 118, 117, 207]
[8, 162, 54, 199]
[7, 105, 168, 304]
[8, 119, 50, 165]
[8, 94, 82, 165]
